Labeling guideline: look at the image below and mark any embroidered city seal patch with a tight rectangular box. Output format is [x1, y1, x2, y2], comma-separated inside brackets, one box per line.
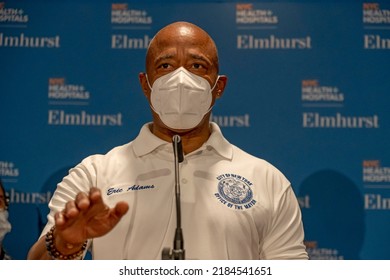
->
[215, 173, 257, 210]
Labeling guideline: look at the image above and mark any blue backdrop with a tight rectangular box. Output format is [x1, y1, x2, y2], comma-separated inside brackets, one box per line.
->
[1, 0, 389, 259]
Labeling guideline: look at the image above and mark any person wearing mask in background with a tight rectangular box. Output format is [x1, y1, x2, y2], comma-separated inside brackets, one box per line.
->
[0, 179, 12, 260]
[28, 21, 308, 260]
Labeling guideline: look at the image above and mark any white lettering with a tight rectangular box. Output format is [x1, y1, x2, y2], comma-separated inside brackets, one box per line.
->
[48, 110, 123, 126]
[8, 188, 52, 204]
[365, 194, 390, 210]
[302, 112, 379, 128]
[237, 35, 312, 49]
[0, 33, 60, 48]
[111, 34, 151, 49]
[364, 34, 390, 49]
[211, 114, 250, 127]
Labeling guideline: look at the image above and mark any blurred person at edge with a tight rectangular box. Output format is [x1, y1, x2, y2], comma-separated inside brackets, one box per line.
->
[0, 179, 12, 260]
[27, 21, 308, 260]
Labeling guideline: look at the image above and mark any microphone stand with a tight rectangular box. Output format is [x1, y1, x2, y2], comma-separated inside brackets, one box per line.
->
[162, 135, 185, 260]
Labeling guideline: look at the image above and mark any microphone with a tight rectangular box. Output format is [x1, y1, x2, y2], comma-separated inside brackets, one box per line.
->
[173, 135, 184, 163]
[162, 135, 185, 260]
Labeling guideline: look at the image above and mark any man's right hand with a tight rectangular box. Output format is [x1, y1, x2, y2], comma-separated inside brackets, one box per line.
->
[27, 187, 129, 259]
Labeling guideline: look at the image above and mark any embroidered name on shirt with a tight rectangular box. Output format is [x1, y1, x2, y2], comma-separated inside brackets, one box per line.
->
[107, 185, 155, 196]
[215, 173, 257, 210]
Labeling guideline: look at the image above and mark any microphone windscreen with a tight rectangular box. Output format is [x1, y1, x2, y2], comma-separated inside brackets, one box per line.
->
[172, 135, 184, 163]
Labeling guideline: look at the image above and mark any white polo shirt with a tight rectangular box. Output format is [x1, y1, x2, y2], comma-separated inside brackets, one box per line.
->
[42, 122, 308, 260]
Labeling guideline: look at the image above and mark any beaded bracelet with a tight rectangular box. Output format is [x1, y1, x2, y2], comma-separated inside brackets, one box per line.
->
[45, 226, 87, 260]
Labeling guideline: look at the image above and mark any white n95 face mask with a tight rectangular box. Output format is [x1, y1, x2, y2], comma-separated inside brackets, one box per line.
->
[147, 67, 218, 130]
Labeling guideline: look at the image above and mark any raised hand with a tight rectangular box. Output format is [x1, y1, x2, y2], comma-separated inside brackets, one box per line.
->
[53, 187, 129, 253]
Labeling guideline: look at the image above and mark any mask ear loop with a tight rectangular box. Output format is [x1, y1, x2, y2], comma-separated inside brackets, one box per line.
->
[145, 74, 163, 117]
[145, 74, 153, 90]
[211, 75, 221, 95]
[204, 75, 221, 116]
[212, 76, 220, 90]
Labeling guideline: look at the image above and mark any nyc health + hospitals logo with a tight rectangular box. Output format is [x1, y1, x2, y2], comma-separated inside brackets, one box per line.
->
[111, 3, 152, 24]
[214, 173, 257, 210]
[363, 160, 390, 211]
[363, 3, 390, 24]
[236, 3, 278, 24]
[236, 3, 311, 50]
[363, 3, 390, 50]
[47, 77, 123, 127]
[0, 161, 19, 179]
[0, 2, 28, 23]
[48, 77, 90, 104]
[0, 2, 60, 48]
[301, 79, 344, 104]
[301, 79, 380, 129]
[111, 3, 153, 49]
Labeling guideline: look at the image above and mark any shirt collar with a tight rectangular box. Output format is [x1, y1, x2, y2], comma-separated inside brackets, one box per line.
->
[204, 122, 233, 160]
[133, 123, 167, 157]
[132, 122, 233, 160]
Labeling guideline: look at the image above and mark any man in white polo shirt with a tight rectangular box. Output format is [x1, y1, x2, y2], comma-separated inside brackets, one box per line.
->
[28, 21, 308, 260]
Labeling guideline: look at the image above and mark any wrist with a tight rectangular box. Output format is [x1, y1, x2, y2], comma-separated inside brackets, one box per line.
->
[45, 226, 87, 260]
[54, 228, 85, 254]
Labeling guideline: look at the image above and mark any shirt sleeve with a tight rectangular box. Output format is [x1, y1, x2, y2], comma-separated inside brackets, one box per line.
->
[39, 160, 95, 238]
[260, 186, 308, 260]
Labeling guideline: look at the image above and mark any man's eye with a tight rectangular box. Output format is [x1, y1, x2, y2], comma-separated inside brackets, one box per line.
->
[160, 63, 170, 69]
[193, 63, 203, 69]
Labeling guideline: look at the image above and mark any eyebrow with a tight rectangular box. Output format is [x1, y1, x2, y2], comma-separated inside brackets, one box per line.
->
[189, 53, 212, 65]
[155, 53, 175, 65]
[154, 52, 212, 65]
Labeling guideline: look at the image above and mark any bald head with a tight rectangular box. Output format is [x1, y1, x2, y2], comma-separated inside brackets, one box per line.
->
[145, 21, 219, 74]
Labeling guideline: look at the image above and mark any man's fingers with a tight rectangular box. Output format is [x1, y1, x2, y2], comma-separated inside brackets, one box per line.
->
[75, 191, 90, 211]
[89, 187, 104, 205]
[56, 190, 93, 227]
[114, 201, 129, 217]
[64, 200, 79, 218]
[54, 212, 66, 227]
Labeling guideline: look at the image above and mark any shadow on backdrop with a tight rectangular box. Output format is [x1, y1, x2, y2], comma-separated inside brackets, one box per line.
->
[299, 169, 365, 259]
[38, 166, 73, 232]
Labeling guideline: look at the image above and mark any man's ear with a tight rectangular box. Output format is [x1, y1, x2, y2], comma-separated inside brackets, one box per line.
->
[215, 75, 228, 98]
[138, 72, 150, 97]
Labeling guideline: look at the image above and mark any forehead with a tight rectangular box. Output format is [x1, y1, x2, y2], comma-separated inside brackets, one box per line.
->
[155, 25, 211, 47]
[148, 26, 217, 62]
